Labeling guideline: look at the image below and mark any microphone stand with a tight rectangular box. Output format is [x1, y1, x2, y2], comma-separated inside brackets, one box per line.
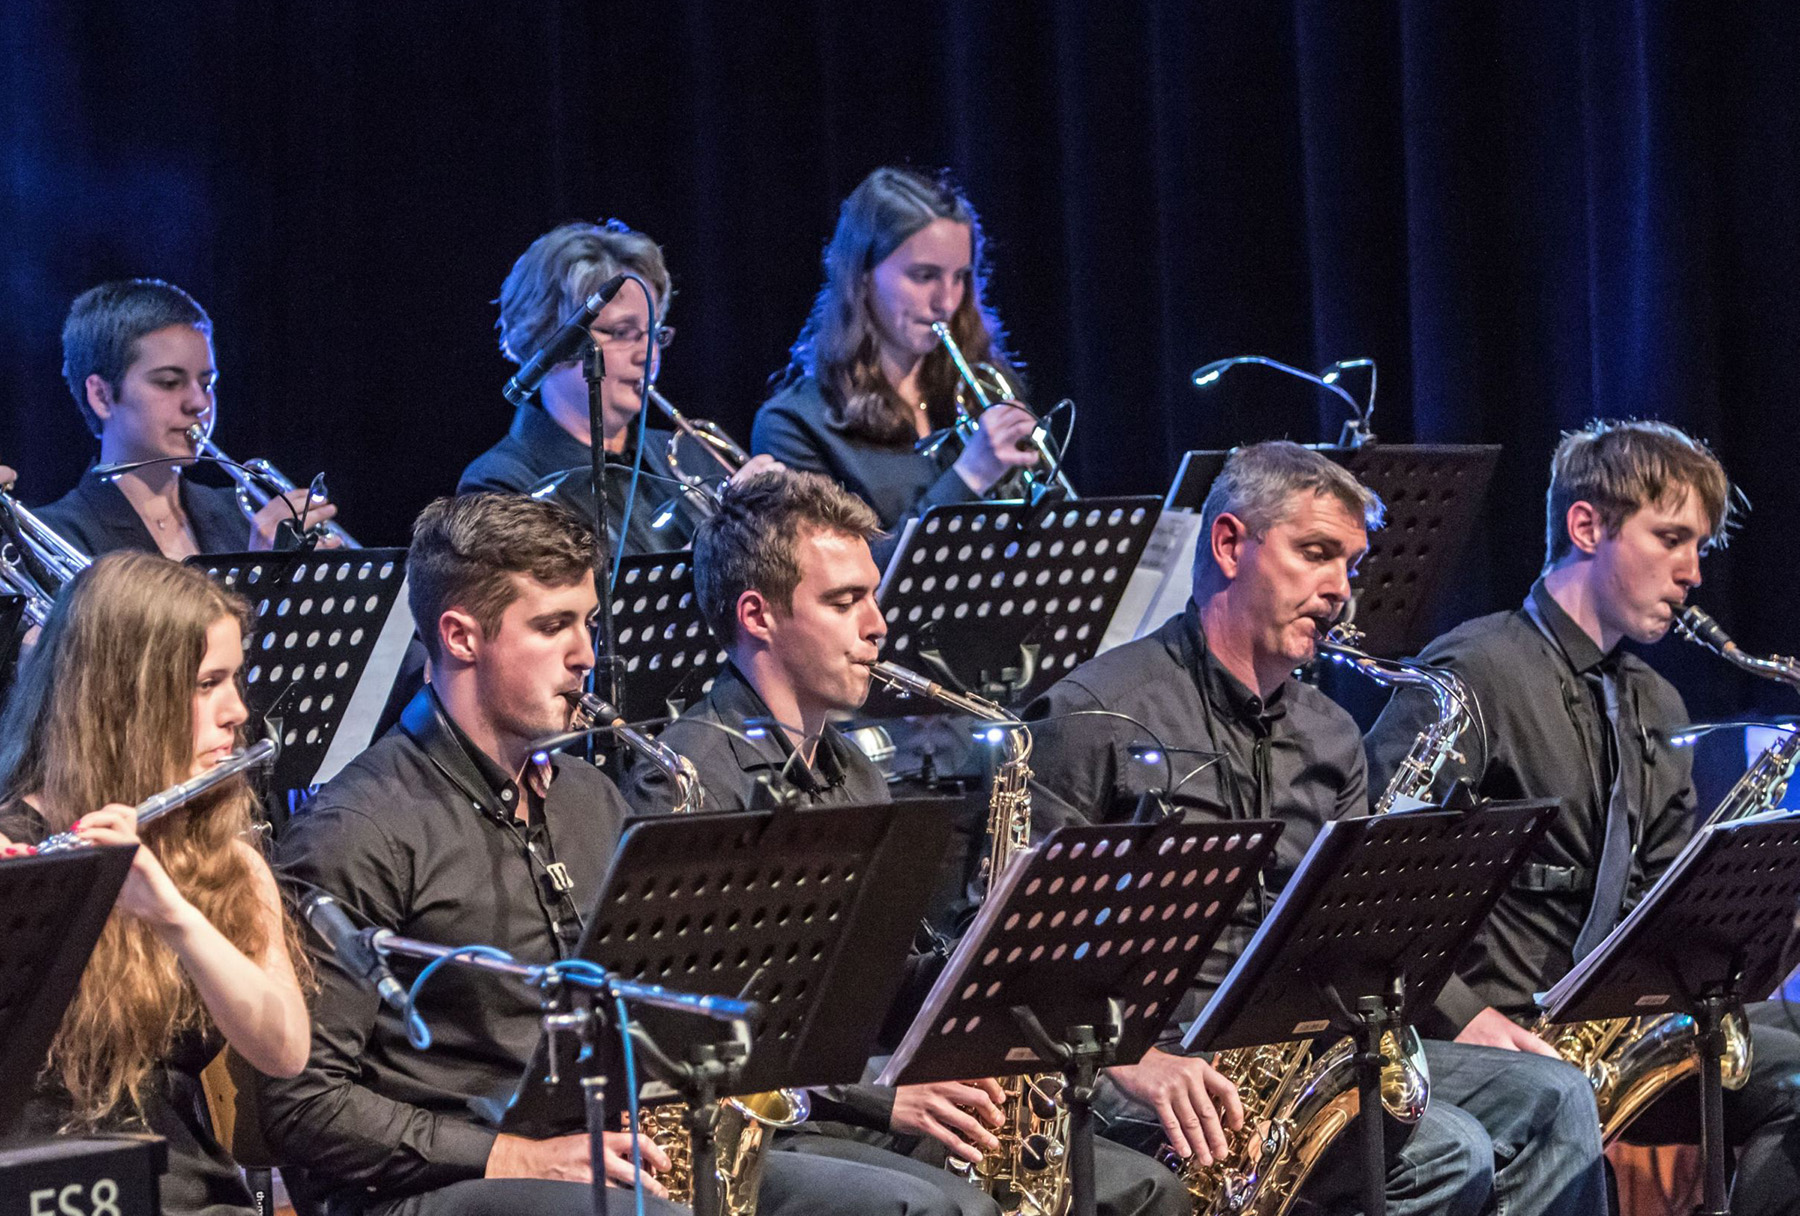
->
[368, 929, 757, 1216]
[584, 340, 622, 769]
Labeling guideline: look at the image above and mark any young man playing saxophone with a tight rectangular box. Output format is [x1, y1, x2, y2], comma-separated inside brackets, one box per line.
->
[1024, 441, 1608, 1216]
[622, 469, 1190, 1216]
[258, 492, 975, 1216]
[1365, 420, 1800, 1215]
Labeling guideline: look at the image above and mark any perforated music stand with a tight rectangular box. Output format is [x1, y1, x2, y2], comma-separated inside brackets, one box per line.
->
[0, 846, 137, 1137]
[1164, 447, 1500, 657]
[879, 819, 1284, 1216]
[502, 799, 953, 1214]
[189, 550, 413, 791]
[608, 550, 725, 721]
[873, 497, 1162, 711]
[1181, 802, 1556, 1216]
[1539, 814, 1800, 1216]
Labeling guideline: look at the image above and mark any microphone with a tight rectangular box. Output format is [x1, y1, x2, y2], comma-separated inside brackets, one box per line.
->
[503, 273, 628, 406]
[300, 890, 409, 1014]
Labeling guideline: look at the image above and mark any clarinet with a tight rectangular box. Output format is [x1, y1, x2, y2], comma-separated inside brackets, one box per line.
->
[36, 736, 279, 853]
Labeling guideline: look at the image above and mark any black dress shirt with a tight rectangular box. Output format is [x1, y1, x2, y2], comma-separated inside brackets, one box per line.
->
[1024, 604, 1371, 1010]
[1363, 578, 1695, 1030]
[258, 687, 630, 1209]
[35, 465, 251, 557]
[619, 662, 889, 815]
[752, 377, 984, 565]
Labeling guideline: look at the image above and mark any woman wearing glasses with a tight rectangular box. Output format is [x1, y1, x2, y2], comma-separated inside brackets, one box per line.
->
[754, 167, 1042, 562]
[461, 219, 777, 553]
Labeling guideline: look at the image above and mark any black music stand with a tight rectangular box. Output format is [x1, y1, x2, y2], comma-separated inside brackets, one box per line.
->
[502, 799, 954, 1216]
[1164, 446, 1500, 657]
[189, 549, 412, 792]
[607, 550, 725, 722]
[1181, 802, 1557, 1216]
[879, 819, 1284, 1216]
[873, 497, 1162, 710]
[0, 847, 169, 1211]
[1539, 814, 1800, 1216]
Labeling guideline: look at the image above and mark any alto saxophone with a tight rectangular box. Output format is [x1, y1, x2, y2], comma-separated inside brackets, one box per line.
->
[863, 659, 1072, 1216]
[1176, 623, 1448, 1215]
[1532, 605, 1797, 1143]
[562, 692, 809, 1216]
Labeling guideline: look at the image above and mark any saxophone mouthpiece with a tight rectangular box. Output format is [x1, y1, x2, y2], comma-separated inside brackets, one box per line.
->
[1676, 605, 1736, 655]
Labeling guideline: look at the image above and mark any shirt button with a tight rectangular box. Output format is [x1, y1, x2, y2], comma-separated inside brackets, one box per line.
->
[501, 789, 514, 802]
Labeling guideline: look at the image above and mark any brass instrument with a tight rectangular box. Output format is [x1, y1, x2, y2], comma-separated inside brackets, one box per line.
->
[184, 419, 359, 548]
[0, 485, 91, 627]
[1177, 623, 1442, 1215]
[648, 386, 749, 485]
[863, 658, 1071, 1216]
[563, 692, 806, 1214]
[36, 734, 279, 853]
[1533, 604, 1798, 1143]
[929, 323, 1079, 502]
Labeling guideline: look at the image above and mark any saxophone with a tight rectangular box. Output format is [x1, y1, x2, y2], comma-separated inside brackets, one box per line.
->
[1175, 623, 1449, 1215]
[562, 692, 810, 1216]
[863, 659, 1072, 1216]
[1532, 605, 1798, 1143]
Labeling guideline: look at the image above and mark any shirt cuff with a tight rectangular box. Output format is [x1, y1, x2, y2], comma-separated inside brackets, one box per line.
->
[437, 1118, 502, 1177]
[1430, 974, 1488, 1038]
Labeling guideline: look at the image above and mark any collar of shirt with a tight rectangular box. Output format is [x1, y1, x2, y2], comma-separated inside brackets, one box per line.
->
[400, 684, 548, 820]
[512, 401, 654, 472]
[1526, 577, 1615, 676]
[710, 661, 851, 796]
[1176, 600, 1290, 727]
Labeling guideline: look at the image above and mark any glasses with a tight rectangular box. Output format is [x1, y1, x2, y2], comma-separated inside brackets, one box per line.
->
[593, 324, 676, 349]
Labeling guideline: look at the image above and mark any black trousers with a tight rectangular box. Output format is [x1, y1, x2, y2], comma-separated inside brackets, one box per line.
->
[776, 1126, 1190, 1216]
[1622, 999, 1800, 1216]
[364, 1147, 999, 1216]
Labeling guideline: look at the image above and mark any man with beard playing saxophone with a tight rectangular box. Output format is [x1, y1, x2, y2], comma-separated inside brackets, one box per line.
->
[621, 469, 1189, 1216]
[1023, 442, 1607, 1216]
[1365, 420, 1800, 1216]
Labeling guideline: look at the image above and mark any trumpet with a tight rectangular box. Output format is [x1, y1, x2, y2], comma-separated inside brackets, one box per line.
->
[36, 735, 279, 853]
[929, 322, 1078, 502]
[0, 485, 92, 627]
[648, 386, 750, 485]
[185, 420, 359, 548]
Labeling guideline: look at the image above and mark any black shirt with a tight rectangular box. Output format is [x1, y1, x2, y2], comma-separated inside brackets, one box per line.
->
[257, 687, 631, 1207]
[619, 662, 889, 815]
[1024, 604, 1370, 1007]
[35, 466, 251, 557]
[752, 376, 983, 565]
[1363, 578, 1695, 1029]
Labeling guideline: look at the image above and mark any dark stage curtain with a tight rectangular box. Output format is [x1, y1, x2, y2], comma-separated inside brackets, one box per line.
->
[4, 1, 1797, 728]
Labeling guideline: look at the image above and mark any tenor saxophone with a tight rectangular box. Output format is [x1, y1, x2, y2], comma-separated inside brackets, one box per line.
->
[863, 659, 1072, 1216]
[562, 692, 809, 1216]
[1175, 623, 1448, 1215]
[1532, 605, 1796, 1143]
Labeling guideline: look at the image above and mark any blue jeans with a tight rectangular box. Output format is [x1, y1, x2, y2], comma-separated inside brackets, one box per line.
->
[1418, 1040, 1607, 1216]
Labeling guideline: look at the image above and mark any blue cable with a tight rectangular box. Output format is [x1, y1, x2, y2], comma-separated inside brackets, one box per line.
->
[610, 275, 658, 591]
[541, 960, 647, 1216]
[403, 945, 515, 1049]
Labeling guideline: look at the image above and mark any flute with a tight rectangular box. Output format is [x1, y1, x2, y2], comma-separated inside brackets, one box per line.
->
[35, 736, 279, 854]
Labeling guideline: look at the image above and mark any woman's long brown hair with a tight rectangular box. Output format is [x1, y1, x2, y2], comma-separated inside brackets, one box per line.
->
[0, 551, 301, 1124]
[781, 166, 1026, 445]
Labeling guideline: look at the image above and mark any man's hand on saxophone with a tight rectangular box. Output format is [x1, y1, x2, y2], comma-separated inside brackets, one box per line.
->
[889, 1079, 1006, 1164]
[1103, 1047, 1244, 1166]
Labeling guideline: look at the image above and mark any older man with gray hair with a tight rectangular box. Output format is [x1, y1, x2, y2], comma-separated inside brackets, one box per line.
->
[1024, 441, 1606, 1216]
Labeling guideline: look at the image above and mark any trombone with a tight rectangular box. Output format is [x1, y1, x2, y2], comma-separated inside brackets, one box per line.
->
[647, 386, 750, 486]
[185, 419, 360, 548]
[928, 322, 1078, 501]
[0, 485, 91, 627]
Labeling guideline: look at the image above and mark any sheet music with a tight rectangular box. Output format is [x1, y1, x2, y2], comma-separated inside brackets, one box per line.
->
[314, 576, 415, 785]
[1097, 510, 1202, 652]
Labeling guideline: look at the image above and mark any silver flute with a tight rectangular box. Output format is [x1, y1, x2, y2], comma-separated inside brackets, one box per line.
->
[36, 736, 279, 853]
